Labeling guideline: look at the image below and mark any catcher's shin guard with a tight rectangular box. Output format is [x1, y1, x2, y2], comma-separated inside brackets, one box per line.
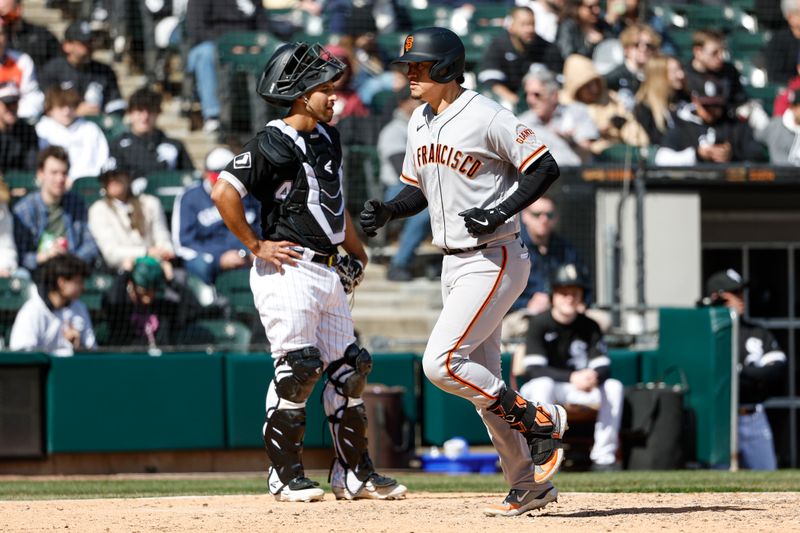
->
[264, 408, 321, 498]
[326, 344, 372, 398]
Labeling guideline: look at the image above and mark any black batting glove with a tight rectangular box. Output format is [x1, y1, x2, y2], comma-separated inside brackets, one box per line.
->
[360, 199, 393, 237]
[458, 207, 508, 236]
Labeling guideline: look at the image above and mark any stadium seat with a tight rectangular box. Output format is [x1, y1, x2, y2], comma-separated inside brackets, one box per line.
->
[745, 83, 780, 114]
[217, 31, 285, 75]
[144, 170, 200, 217]
[463, 28, 503, 70]
[3, 170, 36, 202]
[468, 4, 509, 29]
[377, 31, 406, 56]
[83, 114, 128, 141]
[667, 29, 695, 62]
[79, 272, 114, 313]
[728, 31, 770, 67]
[214, 269, 255, 317]
[70, 176, 103, 206]
[195, 319, 252, 351]
[0, 277, 31, 312]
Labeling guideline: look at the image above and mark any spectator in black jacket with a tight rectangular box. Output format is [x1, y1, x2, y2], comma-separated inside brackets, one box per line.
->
[684, 29, 747, 109]
[39, 20, 125, 117]
[604, 23, 660, 111]
[765, 0, 800, 85]
[555, 0, 612, 59]
[0, 0, 61, 69]
[186, 0, 266, 134]
[478, 6, 562, 110]
[110, 88, 194, 179]
[0, 81, 37, 171]
[655, 76, 766, 166]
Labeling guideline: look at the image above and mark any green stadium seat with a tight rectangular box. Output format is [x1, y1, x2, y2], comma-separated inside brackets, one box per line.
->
[3, 170, 36, 202]
[377, 31, 406, 56]
[196, 319, 253, 350]
[597, 143, 645, 163]
[83, 114, 128, 141]
[469, 5, 509, 29]
[215, 269, 255, 316]
[144, 170, 200, 216]
[407, 6, 453, 29]
[463, 28, 502, 69]
[745, 83, 780, 114]
[667, 29, 695, 62]
[80, 272, 114, 313]
[0, 276, 31, 312]
[70, 176, 102, 206]
[217, 31, 285, 75]
[728, 31, 770, 65]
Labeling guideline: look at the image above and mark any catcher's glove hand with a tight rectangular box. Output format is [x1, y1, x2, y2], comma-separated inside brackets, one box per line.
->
[359, 199, 392, 237]
[335, 255, 365, 294]
[457, 207, 508, 236]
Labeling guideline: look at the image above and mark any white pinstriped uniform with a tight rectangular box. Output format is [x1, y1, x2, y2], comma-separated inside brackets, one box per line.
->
[401, 89, 551, 490]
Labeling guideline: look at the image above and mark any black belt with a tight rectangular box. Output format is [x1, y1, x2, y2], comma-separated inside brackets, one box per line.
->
[443, 233, 520, 256]
[309, 252, 336, 266]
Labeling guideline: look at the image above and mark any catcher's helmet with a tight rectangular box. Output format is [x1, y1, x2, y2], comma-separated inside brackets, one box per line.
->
[257, 42, 345, 107]
[392, 26, 465, 83]
[550, 264, 589, 293]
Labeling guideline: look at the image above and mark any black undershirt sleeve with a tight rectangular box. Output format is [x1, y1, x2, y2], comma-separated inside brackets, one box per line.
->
[385, 185, 428, 220]
[496, 151, 560, 217]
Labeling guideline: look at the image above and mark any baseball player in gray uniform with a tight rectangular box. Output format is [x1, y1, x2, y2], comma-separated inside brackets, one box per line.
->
[211, 42, 406, 503]
[360, 27, 567, 517]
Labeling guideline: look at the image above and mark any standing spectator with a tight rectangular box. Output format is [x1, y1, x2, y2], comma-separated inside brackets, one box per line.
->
[109, 87, 194, 179]
[765, 0, 800, 85]
[655, 77, 766, 166]
[516, 0, 565, 44]
[685, 30, 747, 109]
[702, 269, 787, 470]
[756, 88, 800, 165]
[519, 263, 623, 471]
[603, 23, 660, 111]
[518, 67, 598, 165]
[38, 20, 126, 117]
[35, 86, 109, 182]
[186, 0, 266, 134]
[377, 86, 427, 282]
[555, 0, 611, 59]
[478, 6, 562, 110]
[0, 19, 43, 120]
[172, 147, 260, 284]
[0, 174, 18, 276]
[9, 253, 95, 355]
[88, 162, 175, 273]
[0, 81, 38, 170]
[632, 56, 682, 146]
[12, 146, 99, 272]
[0, 0, 61, 70]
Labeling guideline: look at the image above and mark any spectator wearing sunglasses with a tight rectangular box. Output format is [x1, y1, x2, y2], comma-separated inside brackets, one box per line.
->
[655, 76, 766, 166]
[604, 23, 660, 110]
[684, 30, 747, 109]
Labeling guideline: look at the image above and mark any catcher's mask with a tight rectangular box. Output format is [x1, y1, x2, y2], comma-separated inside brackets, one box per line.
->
[257, 42, 346, 107]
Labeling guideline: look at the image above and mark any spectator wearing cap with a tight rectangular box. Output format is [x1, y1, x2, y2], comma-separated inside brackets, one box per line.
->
[655, 76, 766, 166]
[101, 256, 206, 348]
[518, 66, 598, 165]
[764, 0, 800, 85]
[0, 18, 43, 120]
[38, 20, 125, 117]
[684, 30, 746, 109]
[756, 88, 800, 165]
[109, 87, 194, 179]
[9, 253, 95, 355]
[0, 81, 38, 170]
[700, 269, 787, 470]
[477, 6, 563, 110]
[172, 147, 260, 284]
[35, 85, 109, 183]
[13, 146, 99, 272]
[88, 161, 175, 273]
[0, 0, 60, 70]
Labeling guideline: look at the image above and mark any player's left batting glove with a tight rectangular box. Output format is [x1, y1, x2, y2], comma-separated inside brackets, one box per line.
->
[335, 255, 365, 294]
[458, 207, 508, 236]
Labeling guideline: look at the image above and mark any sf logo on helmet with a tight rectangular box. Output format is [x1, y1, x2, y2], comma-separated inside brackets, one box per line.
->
[404, 36, 414, 52]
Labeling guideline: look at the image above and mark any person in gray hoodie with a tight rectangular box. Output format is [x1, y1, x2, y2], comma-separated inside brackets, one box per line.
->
[756, 88, 800, 166]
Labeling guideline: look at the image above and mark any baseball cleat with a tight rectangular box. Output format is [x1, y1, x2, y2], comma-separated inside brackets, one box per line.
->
[483, 483, 558, 517]
[332, 473, 408, 500]
[530, 404, 568, 484]
[270, 474, 325, 503]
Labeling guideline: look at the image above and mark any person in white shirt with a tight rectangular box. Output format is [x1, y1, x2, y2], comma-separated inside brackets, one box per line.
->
[34, 85, 109, 183]
[9, 253, 96, 355]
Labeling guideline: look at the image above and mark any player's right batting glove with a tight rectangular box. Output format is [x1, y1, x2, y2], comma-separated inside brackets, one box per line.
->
[360, 199, 393, 237]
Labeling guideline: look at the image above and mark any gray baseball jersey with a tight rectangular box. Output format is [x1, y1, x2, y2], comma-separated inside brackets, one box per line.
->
[400, 89, 548, 250]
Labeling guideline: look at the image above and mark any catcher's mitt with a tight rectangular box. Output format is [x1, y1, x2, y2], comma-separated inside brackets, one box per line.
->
[335, 255, 365, 294]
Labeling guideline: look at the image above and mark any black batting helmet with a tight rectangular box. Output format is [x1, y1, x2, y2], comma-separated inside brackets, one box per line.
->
[392, 26, 465, 84]
[257, 42, 345, 107]
[550, 264, 590, 293]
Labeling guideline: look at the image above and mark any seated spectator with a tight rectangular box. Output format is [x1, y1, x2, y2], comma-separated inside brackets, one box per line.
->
[0, 174, 19, 277]
[109, 87, 194, 179]
[561, 54, 647, 155]
[9, 253, 95, 355]
[339, 6, 396, 107]
[89, 161, 175, 273]
[684, 30, 746, 109]
[603, 0, 674, 54]
[603, 23, 660, 111]
[519, 263, 623, 471]
[377, 87, 427, 282]
[655, 77, 767, 166]
[773, 53, 800, 117]
[555, 0, 611, 59]
[516, 0, 563, 43]
[504, 195, 586, 338]
[12, 146, 99, 272]
[35, 86, 109, 182]
[172, 148, 260, 284]
[478, 6, 563, 110]
[765, 0, 800, 85]
[633, 56, 683, 146]
[0, 0, 61, 70]
[756, 88, 800, 165]
[0, 81, 38, 170]
[701, 269, 787, 470]
[518, 66, 598, 165]
[39, 20, 125, 117]
[324, 45, 369, 125]
[186, 0, 267, 134]
[0, 19, 43, 120]
[101, 256, 205, 348]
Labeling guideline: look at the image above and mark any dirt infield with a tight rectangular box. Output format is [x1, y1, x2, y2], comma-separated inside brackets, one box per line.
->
[1, 492, 799, 532]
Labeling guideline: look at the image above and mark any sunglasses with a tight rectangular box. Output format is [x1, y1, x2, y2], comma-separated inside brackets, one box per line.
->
[527, 91, 544, 99]
[529, 211, 555, 219]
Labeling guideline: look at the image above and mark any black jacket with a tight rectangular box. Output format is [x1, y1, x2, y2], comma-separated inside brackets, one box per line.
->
[110, 129, 195, 179]
[6, 19, 61, 69]
[186, 0, 267, 46]
[478, 31, 563, 93]
[765, 28, 800, 85]
[0, 121, 38, 171]
[39, 57, 125, 114]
